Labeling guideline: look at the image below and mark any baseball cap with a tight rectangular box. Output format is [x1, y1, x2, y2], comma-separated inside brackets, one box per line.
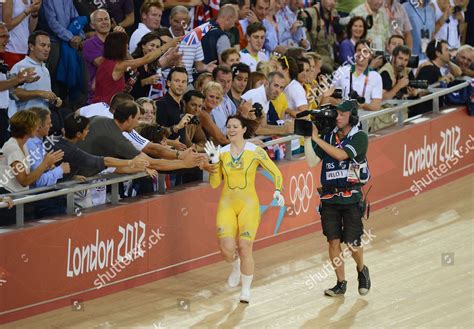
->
[336, 100, 358, 113]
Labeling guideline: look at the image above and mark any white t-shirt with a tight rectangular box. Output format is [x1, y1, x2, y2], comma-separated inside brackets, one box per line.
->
[331, 65, 383, 104]
[240, 50, 269, 72]
[129, 23, 152, 54]
[284, 80, 307, 110]
[433, 0, 462, 49]
[0, 73, 10, 109]
[4, 0, 29, 54]
[241, 85, 270, 113]
[78, 102, 113, 118]
[0, 138, 31, 192]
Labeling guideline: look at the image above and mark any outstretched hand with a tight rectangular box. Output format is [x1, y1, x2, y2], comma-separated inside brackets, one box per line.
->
[204, 141, 221, 164]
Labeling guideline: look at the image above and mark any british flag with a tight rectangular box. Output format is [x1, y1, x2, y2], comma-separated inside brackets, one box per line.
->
[182, 22, 214, 46]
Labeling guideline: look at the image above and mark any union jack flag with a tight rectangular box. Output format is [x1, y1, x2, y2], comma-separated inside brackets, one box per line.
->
[182, 22, 214, 46]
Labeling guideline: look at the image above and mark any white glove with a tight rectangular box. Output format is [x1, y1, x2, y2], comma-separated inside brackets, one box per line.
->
[273, 190, 285, 207]
[204, 141, 221, 164]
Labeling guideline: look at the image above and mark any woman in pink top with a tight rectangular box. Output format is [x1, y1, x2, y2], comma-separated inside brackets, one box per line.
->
[93, 31, 181, 104]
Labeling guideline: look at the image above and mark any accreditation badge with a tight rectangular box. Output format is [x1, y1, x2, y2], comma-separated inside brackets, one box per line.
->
[347, 162, 360, 183]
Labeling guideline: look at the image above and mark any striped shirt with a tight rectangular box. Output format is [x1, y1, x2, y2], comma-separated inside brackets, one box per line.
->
[123, 130, 150, 151]
[162, 29, 205, 83]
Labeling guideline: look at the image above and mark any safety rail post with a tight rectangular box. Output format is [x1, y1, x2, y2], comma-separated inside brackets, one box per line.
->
[361, 118, 369, 134]
[15, 203, 24, 227]
[157, 174, 166, 194]
[433, 96, 440, 114]
[111, 183, 119, 204]
[284, 140, 292, 160]
[66, 193, 75, 216]
[397, 109, 406, 127]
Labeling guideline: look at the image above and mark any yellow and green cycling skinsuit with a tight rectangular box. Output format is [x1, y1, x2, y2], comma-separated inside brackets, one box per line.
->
[210, 142, 283, 241]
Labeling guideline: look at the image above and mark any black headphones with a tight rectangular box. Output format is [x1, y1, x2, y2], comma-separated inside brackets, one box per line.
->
[349, 107, 359, 126]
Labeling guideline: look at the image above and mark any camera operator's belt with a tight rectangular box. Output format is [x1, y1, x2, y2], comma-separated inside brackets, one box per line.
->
[318, 185, 362, 195]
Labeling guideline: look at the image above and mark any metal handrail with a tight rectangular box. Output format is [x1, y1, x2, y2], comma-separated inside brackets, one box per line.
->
[1, 77, 471, 225]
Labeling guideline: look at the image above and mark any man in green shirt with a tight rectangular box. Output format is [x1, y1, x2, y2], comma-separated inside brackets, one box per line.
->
[304, 100, 371, 297]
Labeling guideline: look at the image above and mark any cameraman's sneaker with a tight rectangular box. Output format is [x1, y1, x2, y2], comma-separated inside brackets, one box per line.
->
[357, 265, 371, 296]
[324, 280, 347, 297]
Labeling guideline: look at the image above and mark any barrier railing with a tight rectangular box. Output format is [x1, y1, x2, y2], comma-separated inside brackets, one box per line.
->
[1, 77, 471, 227]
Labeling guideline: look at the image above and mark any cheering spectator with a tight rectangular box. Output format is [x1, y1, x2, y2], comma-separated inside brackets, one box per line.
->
[26, 107, 70, 188]
[211, 66, 237, 134]
[201, 5, 238, 64]
[167, 6, 216, 85]
[240, 23, 269, 72]
[339, 16, 368, 65]
[281, 56, 308, 118]
[93, 31, 180, 105]
[137, 97, 157, 124]
[275, 0, 309, 49]
[228, 63, 251, 109]
[129, 0, 163, 53]
[242, 71, 284, 126]
[40, 0, 84, 98]
[182, 90, 207, 152]
[194, 72, 213, 93]
[350, 0, 390, 51]
[130, 32, 163, 99]
[0, 22, 37, 148]
[76, 100, 202, 177]
[433, 0, 464, 51]
[156, 67, 192, 150]
[386, 34, 405, 55]
[240, 0, 277, 54]
[1, 0, 41, 68]
[26, 107, 70, 218]
[201, 81, 229, 145]
[10, 31, 63, 116]
[83, 9, 126, 104]
[454, 44, 474, 77]
[220, 48, 241, 67]
[416, 39, 462, 84]
[0, 110, 63, 224]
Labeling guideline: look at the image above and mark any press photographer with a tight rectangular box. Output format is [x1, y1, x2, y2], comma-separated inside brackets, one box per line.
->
[302, 99, 371, 297]
[323, 40, 383, 112]
[379, 45, 421, 100]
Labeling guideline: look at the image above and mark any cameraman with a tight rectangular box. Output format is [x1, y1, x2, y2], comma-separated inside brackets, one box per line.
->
[324, 40, 383, 112]
[0, 22, 35, 147]
[304, 99, 371, 297]
[379, 45, 418, 100]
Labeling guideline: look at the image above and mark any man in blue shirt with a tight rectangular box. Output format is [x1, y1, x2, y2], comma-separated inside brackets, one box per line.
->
[26, 107, 70, 218]
[403, 0, 436, 60]
[9, 31, 62, 117]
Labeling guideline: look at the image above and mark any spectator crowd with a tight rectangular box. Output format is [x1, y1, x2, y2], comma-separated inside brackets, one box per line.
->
[0, 0, 473, 224]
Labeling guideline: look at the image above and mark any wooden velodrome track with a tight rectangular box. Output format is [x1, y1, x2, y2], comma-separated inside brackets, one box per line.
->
[4, 174, 473, 328]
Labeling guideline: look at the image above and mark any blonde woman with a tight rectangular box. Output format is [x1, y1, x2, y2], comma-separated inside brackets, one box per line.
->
[201, 82, 229, 145]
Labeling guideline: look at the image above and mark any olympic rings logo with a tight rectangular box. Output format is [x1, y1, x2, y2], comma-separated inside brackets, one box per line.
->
[289, 171, 314, 215]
